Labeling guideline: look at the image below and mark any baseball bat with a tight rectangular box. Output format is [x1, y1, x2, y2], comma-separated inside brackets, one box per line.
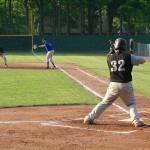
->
[129, 38, 134, 54]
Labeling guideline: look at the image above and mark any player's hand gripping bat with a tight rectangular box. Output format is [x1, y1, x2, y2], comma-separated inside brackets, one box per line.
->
[129, 39, 134, 54]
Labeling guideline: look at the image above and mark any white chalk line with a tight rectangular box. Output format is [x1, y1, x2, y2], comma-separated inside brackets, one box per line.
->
[41, 121, 137, 134]
[77, 68, 129, 114]
[32, 49, 46, 62]
[14, 57, 144, 134]
[57, 65, 104, 98]
[0, 120, 137, 134]
[139, 117, 150, 121]
[77, 68, 108, 84]
[31, 52, 128, 114]
[119, 118, 132, 122]
[62, 117, 132, 123]
[139, 111, 150, 114]
[0, 120, 53, 124]
[57, 65, 129, 114]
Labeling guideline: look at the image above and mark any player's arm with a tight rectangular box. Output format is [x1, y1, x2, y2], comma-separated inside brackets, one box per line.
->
[131, 54, 146, 65]
[107, 47, 114, 58]
[38, 44, 45, 48]
[33, 44, 45, 50]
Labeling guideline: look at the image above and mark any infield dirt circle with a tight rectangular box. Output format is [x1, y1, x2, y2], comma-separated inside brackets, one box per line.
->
[0, 63, 150, 150]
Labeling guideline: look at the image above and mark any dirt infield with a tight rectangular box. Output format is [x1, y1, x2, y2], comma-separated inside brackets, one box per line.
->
[0, 63, 150, 150]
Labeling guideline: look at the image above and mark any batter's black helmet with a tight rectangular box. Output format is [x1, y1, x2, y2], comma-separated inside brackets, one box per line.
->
[114, 38, 126, 50]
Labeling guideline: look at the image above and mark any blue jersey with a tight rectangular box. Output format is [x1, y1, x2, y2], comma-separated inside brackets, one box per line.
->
[44, 41, 54, 51]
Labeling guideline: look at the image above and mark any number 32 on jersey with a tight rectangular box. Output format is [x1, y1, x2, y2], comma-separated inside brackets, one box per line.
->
[111, 60, 125, 72]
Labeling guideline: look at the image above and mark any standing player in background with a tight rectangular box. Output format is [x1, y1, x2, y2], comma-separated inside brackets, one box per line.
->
[84, 38, 146, 127]
[0, 46, 8, 68]
[34, 38, 56, 69]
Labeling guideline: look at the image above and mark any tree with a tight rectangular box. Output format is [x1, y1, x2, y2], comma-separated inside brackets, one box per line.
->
[33, 0, 44, 35]
[80, 0, 85, 35]
[97, 1, 103, 35]
[67, 1, 71, 35]
[87, 0, 95, 35]
[24, 0, 29, 34]
[118, 0, 143, 35]
[0, 0, 150, 35]
[58, 0, 62, 35]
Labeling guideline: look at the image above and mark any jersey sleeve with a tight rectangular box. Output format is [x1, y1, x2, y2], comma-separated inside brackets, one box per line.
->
[45, 42, 49, 47]
[131, 54, 144, 65]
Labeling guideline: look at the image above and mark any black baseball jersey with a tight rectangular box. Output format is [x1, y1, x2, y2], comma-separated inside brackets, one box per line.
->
[107, 51, 133, 83]
[0, 47, 4, 53]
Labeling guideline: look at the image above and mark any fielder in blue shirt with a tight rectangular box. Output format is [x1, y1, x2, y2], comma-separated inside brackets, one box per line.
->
[35, 38, 56, 69]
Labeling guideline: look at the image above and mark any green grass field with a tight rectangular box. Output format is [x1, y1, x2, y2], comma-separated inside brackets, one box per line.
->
[0, 52, 149, 108]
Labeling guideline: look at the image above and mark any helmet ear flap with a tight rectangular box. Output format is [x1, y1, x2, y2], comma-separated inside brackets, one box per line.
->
[114, 38, 127, 51]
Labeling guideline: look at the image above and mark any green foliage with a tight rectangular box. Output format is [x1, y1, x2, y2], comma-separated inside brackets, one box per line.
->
[0, 0, 150, 35]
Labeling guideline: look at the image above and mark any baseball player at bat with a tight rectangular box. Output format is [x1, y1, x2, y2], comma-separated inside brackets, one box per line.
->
[0, 46, 8, 68]
[33, 38, 56, 69]
[84, 38, 146, 127]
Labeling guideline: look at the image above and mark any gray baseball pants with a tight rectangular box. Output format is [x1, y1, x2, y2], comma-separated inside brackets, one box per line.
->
[87, 82, 141, 124]
[46, 50, 54, 64]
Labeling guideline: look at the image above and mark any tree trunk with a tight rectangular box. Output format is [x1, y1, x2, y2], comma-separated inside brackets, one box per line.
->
[106, 3, 114, 35]
[119, 13, 122, 36]
[127, 13, 131, 35]
[106, 4, 111, 35]
[52, 0, 56, 35]
[67, 2, 71, 35]
[88, 1, 94, 35]
[98, 3, 102, 35]
[4, 0, 7, 33]
[24, 0, 28, 34]
[39, 0, 44, 35]
[80, 0, 84, 35]
[58, 0, 62, 35]
[8, 0, 12, 33]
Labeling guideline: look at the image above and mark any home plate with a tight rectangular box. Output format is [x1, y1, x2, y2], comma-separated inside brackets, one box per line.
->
[119, 118, 132, 122]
